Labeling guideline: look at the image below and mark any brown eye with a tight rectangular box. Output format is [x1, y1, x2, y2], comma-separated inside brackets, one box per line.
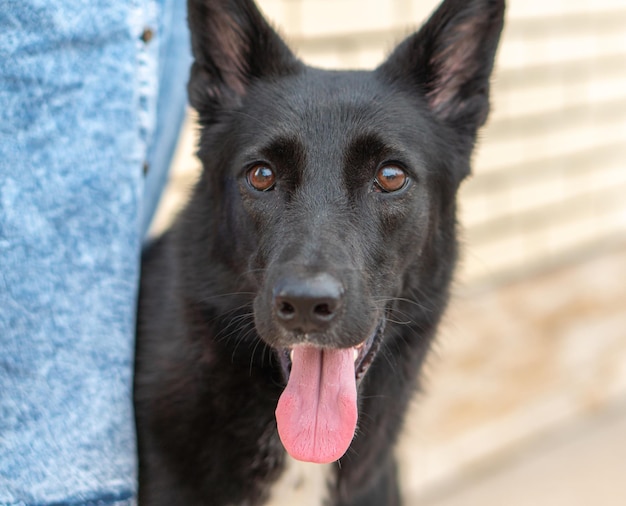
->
[374, 164, 408, 193]
[247, 164, 276, 191]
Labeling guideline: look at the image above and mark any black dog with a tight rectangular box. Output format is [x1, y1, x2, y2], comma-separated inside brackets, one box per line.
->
[135, 0, 504, 504]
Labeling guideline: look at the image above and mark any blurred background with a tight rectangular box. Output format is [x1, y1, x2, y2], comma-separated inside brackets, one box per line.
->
[151, 0, 626, 504]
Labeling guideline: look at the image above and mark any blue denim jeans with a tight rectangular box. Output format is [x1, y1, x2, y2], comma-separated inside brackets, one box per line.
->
[0, 1, 190, 504]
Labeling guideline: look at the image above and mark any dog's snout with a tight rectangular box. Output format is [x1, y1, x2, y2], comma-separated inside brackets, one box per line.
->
[273, 273, 344, 334]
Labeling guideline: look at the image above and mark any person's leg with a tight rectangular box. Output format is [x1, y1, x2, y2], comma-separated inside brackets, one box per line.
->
[0, 1, 188, 504]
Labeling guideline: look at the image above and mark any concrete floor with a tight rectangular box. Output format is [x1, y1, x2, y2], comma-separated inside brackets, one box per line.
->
[414, 400, 626, 506]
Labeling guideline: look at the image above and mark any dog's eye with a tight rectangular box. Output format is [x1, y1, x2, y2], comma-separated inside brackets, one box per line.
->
[247, 164, 276, 191]
[374, 164, 408, 193]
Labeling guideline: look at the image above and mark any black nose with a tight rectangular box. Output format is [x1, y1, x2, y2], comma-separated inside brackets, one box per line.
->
[273, 273, 344, 334]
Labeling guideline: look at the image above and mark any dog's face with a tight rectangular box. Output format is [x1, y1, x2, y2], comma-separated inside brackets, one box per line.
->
[206, 71, 439, 347]
[186, 0, 504, 464]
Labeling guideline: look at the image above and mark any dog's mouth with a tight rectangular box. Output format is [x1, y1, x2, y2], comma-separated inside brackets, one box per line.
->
[274, 317, 386, 465]
[277, 317, 385, 384]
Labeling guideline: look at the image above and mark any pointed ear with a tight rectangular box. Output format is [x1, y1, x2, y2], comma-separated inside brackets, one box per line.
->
[378, 0, 505, 134]
[187, 0, 302, 117]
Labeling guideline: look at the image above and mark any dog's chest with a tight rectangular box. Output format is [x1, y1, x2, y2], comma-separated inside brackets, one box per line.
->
[265, 456, 334, 506]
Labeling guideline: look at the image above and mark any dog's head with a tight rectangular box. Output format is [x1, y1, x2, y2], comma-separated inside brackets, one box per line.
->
[185, 0, 504, 464]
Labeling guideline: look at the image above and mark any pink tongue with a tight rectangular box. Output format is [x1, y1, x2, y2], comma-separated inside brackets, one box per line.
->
[275, 347, 358, 464]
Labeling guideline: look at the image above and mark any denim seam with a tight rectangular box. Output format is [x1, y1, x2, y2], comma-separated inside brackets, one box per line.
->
[5, 490, 135, 506]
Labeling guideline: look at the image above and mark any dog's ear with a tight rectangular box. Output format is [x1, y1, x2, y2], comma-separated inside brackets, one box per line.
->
[187, 0, 302, 117]
[378, 0, 504, 136]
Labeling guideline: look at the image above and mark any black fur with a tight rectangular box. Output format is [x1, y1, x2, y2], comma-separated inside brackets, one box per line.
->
[135, 1, 504, 504]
